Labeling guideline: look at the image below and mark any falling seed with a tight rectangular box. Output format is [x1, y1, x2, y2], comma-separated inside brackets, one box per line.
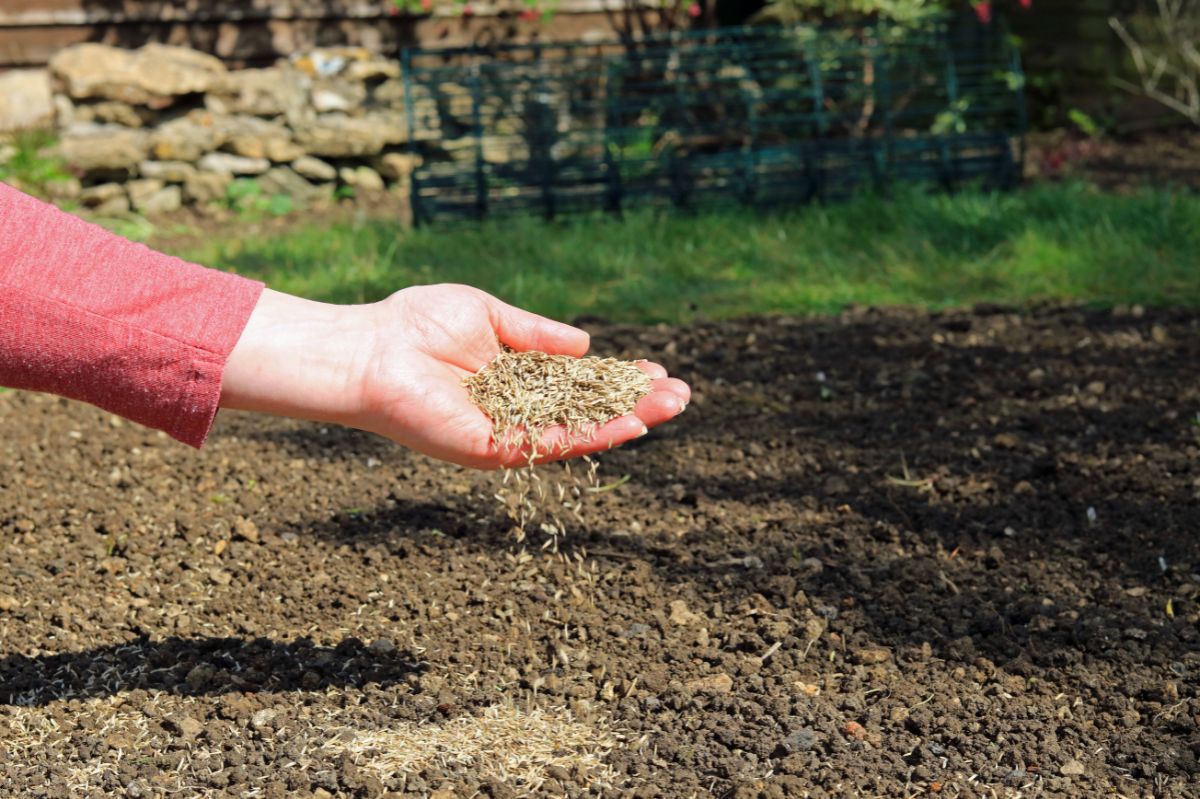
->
[468, 348, 653, 544]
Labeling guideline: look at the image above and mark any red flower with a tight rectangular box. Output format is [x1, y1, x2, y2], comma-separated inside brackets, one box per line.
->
[688, 2, 702, 17]
[972, 1, 991, 23]
[461, 3, 474, 16]
[420, 0, 432, 9]
[388, 5, 400, 15]
[1018, 0, 1032, 8]
[520, 8, 539, 20]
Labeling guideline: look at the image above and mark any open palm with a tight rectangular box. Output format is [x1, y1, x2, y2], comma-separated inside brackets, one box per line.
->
[357, 284, 689, 468]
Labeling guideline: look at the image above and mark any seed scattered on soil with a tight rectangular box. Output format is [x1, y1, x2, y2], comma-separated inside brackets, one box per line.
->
[324, 703, 619, 790]
[465, 348, 652, 455]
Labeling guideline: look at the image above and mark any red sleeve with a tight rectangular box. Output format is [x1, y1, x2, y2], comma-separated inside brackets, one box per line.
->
[0, 182, 264, 448]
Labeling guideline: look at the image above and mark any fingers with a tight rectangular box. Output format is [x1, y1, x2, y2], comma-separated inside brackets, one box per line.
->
[489, 381, 689, 468]
[638, 362, 689, 405]
[488, 296, 590, 357]
[637, 360, 668, 379]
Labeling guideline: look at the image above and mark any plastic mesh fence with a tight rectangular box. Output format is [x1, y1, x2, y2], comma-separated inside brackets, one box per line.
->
[400, 20, 1025, 223]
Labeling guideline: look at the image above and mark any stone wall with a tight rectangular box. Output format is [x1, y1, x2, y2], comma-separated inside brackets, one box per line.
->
[11, 42, 428, 216]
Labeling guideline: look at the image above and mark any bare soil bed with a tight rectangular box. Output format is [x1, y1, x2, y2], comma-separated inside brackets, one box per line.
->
[2, 306, 1199, 798]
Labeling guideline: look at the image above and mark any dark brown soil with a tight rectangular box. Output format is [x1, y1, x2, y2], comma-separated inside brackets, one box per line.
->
[3, 305, 1200, 798]
[1026, 128, 1200, 192]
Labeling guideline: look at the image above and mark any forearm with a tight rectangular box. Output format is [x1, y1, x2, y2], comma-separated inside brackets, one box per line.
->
[0, 181, 263, 446]
[219, 289, 374, 429]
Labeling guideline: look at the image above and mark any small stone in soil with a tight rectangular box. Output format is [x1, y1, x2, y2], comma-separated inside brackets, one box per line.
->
[173, 716, 204, 740]
[1060, 759, 1086, 776]
[686, 672, 733, 694]
[250, 708, 277, 730]
[368, 637, 396, 654]
[854, 647, 892, 665]
[780, 728, 817, 753]
[668, 599, 701, 626]
[233, 517, 259, 543]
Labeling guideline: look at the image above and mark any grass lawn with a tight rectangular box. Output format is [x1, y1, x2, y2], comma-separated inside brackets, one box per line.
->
[171, 182, 1200, 324]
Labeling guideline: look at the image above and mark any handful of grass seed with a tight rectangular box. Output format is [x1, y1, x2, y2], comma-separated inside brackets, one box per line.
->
[465, 347, 652, 456]
[466, 347, 653, 545]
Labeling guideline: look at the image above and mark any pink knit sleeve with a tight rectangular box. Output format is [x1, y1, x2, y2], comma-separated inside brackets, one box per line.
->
[0, 182, 264, 447]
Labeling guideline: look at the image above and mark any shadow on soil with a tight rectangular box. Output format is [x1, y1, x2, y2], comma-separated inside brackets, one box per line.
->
[1, 635, 424, 707]
[265, 306, 1200, 680]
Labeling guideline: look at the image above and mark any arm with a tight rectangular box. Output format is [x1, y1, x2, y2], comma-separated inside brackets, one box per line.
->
[0, 181, 263, 446]
[221, 284, 690, 469]
[0, 183, 688, 466]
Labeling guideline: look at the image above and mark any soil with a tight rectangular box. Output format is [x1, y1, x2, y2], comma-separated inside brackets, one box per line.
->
[2, 305, 1200, 798]
[1025, 127, 1200, 192]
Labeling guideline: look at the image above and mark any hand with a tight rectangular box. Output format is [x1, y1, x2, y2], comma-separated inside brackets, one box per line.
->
[221, 285, 690, 468]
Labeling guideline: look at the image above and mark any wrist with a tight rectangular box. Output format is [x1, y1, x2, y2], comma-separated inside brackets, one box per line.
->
[219, 289, 375, 428]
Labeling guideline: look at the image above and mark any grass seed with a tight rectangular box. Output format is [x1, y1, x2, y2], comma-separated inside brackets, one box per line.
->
[465, 348, 652, 457]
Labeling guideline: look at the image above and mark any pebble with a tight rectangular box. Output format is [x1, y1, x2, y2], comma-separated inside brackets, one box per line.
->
[175, 716, 204, 740]
[250, 708, 277, 730]
[779, 728, 817, 753]
[233, 517, 259, 543]
[0, 595, 17, 612]
[185, 664, 215, 690]
[842, 720, 868, 741]
[823, 475, 850, 494]
[686, 672, 733, 694]
[622, 623, 652, 638]
[854, 647, 892, 665]
[368, 637, 396, 654]
[793, 681, 820, 697]
[993, 432, 1020, 449]
[1060, 758, 1086, 776]
[668, 599, 701, 626]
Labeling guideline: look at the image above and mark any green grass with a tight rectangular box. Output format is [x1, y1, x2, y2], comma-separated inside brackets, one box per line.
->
[0, 130, 75, 196]
[172, 182, 1200, 324]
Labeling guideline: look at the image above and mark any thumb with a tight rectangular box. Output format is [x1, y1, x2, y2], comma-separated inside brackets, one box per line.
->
[488, 297, 590, 357]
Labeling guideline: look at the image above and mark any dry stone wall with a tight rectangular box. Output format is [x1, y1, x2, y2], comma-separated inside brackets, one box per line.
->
[18, 42, 433, 215]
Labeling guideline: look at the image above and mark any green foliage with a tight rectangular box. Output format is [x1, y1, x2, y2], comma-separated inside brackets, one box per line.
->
[753, 0, 945, 25]
[172, 183, 1200, 323]
[1067, 108, 1102, 138]
[0, 130, 74, 196]
[391, 0, 555, 21]
[224, 178, 295, 217]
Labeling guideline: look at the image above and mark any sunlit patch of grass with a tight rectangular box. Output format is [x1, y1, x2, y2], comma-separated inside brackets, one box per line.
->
[170, 182, 1200, 323]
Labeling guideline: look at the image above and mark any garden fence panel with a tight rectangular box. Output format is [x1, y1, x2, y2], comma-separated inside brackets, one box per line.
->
[401, 20, 1025, 224]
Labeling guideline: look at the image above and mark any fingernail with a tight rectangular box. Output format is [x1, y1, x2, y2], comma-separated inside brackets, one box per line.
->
[678, 401, 688, 414]
[637, 424, 649, 437]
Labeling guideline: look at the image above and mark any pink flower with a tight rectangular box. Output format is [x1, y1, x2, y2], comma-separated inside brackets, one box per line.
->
[972, 1, 991, 23]
[1018, 0, 1032, 8]
[461, 3, 474, 16]
[420, 0, 432, 9]
[688, 2, 702, 17]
